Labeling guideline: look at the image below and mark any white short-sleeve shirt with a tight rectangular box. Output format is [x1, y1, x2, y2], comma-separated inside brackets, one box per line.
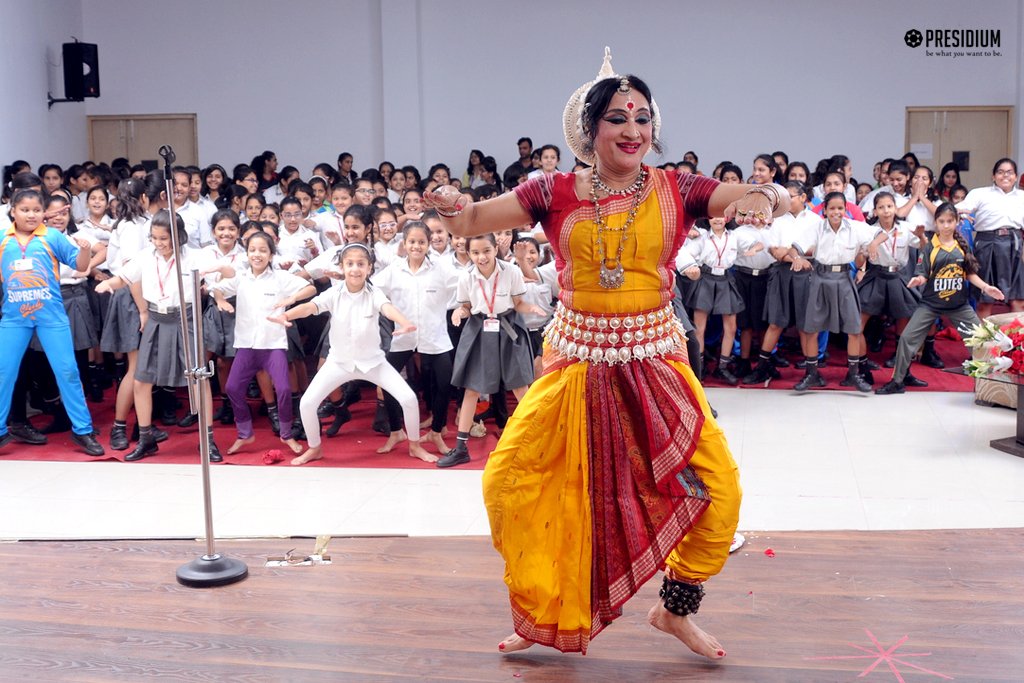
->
[371, 256, 456, 354]
[456, 261, 527, 317]
[213, 267, 310, 350]
[313, 284, 389, 371]
[119, 245, 202, 306]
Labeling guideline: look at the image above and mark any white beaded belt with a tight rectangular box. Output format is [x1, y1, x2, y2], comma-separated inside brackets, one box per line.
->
[543, 303, 686, 364]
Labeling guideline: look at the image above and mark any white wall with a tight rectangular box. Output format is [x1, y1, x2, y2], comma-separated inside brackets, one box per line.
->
[80, 0, 384, 175]
[4, 0, 1019, 184]
[0, 0, 87, 169]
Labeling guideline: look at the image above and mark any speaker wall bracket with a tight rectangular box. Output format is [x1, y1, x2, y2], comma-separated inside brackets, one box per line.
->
[48, 92, 83, 109]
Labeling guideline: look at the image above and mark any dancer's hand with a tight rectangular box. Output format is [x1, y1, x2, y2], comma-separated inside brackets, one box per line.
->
[450, 307, 468, 327]
[683, 266, 700, 280]
[216, 299, 235, 313]
[423, 185, 465, 216]
[907, 275, 926, 288]
[138, 309, 148, 332]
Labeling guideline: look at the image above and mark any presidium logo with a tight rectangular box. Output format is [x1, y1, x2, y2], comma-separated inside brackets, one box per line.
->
[904, 28, 1002, 57]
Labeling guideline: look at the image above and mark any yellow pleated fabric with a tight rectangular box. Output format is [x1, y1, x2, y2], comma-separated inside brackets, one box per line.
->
[483, 172, 741, 654]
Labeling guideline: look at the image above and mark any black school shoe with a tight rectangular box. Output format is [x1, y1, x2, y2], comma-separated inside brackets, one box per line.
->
[8, 422, 47, 445]
[110, 425, 129, 451]
[903, 372, 929, 388]
[125, 434, 159, 461]
[875, 380, 905, 395]
[920, 345, 945, 369]
[742, 359, 773, 384]
[436, 446, 471, 468]
[839, 367, 872, 393]
[793, 368, 826, 392]
[71, 432, 105, 457]
[711, 366, 740, 386]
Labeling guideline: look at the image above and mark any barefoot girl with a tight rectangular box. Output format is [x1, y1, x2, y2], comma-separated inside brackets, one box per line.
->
[271, 242, 432, 465]
[209, 230, 315, 454]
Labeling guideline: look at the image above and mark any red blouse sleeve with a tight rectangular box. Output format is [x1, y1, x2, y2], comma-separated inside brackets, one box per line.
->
[513, 173, 557, 225]
[675, 172, 719, 219]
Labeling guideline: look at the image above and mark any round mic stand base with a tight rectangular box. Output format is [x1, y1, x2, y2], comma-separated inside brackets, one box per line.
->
[176, 554, 249, 588]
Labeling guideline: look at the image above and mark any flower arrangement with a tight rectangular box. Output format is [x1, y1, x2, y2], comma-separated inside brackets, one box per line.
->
[960, 318, 1024, 377]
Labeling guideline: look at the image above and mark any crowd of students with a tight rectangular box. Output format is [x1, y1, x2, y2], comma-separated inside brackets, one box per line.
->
[1, 141, 1020, 463]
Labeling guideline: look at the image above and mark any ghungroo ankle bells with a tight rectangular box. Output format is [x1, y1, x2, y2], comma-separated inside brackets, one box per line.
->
[659, 576, 704, 617]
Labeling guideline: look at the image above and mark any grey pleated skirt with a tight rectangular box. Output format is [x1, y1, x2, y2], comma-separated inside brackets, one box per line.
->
[202, 298, 237, 358]
[764, 266, 811, 330]
[857, 267, 920, 319]
[974, 231, 1024, 301]
[684, 269, 746, 315]
[100, 286, 142, 353]
[451, 311, 534, 394]
[135, 307, 194, 387]
[803, 266, 862, 335]
[31, 283, 98, 351]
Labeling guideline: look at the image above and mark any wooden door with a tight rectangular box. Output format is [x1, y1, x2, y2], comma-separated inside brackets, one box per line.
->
[905, 107, 1013, 189]
[88, 118, 129, 163]
[88, 114, 198, 167]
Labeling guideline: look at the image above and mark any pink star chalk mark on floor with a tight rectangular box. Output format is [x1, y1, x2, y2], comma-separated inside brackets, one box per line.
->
[802, 628, 953, 682]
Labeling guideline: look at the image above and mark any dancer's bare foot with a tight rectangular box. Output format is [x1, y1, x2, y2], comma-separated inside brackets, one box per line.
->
[497, 634, 534, 653]
[419, 415, 433, 429]
[422, 430, 450, 453]
[227, 436, 255, 455]
[408, 440, 439, 463]
[281, 437, 303, 454]
[291, 446, 322, 466]
[647, 602, 725, 659]
[376, 429, 407, 454]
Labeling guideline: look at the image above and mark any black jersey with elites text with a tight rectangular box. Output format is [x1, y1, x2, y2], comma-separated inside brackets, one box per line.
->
[917, 235, 969, 310]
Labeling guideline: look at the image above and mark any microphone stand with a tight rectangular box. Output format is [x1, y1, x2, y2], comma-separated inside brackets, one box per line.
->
[158, 145, 248, 588]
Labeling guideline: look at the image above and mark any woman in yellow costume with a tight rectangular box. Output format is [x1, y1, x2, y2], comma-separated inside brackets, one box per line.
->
[424, 48, 788, 659]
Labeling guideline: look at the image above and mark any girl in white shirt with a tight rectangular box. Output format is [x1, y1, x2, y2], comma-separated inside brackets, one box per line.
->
[100, 177, 156, 451]
[791, 192, 877, 392]
[276, 196, 323, 272]
[210, 231, 315, 456]
[683, 217, 748, 385]
[199, 210, 247, 426]
[955, 157, 1024, 319]
[372, 221, 459, 457]
[857, 192, 925, 378]
[34, 195, 105, 418]
[97, 210, 219, 462]
[441, 234, 544, 468]
[270, 243, 433, 465]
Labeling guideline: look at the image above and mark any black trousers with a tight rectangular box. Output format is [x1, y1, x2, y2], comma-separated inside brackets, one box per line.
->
[384, 350, 452, 434]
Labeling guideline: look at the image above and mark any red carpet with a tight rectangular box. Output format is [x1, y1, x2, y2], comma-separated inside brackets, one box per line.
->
[5, 332, 976, 466]
[4, 398, 494, 470]
[702, 333, 975, 392]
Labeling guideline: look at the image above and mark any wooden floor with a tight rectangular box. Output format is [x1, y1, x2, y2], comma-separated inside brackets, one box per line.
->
[0, 530, 1021, 682]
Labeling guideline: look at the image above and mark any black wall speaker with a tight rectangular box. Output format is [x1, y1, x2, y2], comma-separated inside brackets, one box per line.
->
[62, 42, 100, 100]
